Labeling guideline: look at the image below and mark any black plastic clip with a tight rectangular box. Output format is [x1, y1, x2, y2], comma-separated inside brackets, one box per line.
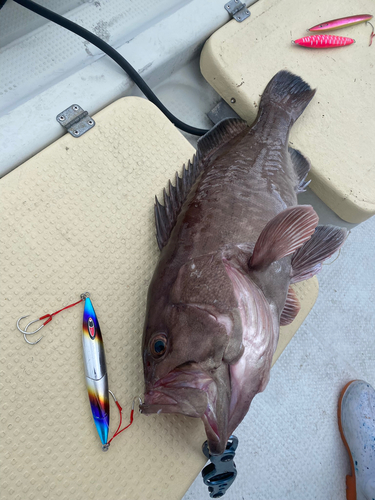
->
[201, 435, 238, 498]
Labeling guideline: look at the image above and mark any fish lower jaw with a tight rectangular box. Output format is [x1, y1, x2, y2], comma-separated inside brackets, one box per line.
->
[141, 392, 227, 455]
[140, 390, 205, 418]
[140, 390, 178, 413]
[140, 403, 179, 415]
[202, 413, 227, 456]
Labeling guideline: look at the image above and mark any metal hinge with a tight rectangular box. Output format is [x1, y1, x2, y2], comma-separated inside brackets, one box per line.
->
[56, 104, 95, 137]
[224, 0, 250, 22]
[207, 99, 241, 124]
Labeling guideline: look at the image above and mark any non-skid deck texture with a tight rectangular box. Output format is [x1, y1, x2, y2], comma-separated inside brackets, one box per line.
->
[200, 0, 375, 223]
[1, 97, 317, 500]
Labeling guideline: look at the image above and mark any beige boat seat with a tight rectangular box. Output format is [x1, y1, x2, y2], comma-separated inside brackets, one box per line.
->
[200, 0, 375, 223]
[0, 96, 317, 500]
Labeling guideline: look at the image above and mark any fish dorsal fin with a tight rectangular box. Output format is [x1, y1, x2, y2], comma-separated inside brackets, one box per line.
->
[280, 286, 301, 326]
[197, 118, 248, 162]
[155, 119, 248, 251]
[291, 225, 348, 283]
[288, 147, 311, 193]
[155, 154, 203, 250]
[249, 205, 319, 269]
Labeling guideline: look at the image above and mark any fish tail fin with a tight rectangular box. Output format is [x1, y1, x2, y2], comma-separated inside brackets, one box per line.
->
[258, 71, 316, 125]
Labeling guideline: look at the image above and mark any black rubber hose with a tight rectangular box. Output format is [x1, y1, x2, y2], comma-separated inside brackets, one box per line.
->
[13, 0, 209, 136]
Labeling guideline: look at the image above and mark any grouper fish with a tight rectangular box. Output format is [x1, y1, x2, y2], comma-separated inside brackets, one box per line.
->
[140, 71, 347, 455]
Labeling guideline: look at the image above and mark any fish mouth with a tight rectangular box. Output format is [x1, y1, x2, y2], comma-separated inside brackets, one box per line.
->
[140, 388, 208, 418]
[140, 364, 213, 418]
[140, 364, 229, 455]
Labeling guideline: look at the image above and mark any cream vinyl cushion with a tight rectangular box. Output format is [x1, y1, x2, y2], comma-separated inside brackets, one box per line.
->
[0, 96, 317, 500]
[200, 0, 375, 223]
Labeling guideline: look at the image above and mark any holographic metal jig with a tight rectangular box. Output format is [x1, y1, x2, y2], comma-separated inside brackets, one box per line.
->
[81, 292, 111, 450]
[16, 293, 137, 450]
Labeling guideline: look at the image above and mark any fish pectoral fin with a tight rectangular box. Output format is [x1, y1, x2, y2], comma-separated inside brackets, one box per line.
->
[290, 225, 348, 284]
[288, 147, 311, 193]
[197, 118, 248, 162]
[249, 205, 319, 270]
[280, 286, 301, 325]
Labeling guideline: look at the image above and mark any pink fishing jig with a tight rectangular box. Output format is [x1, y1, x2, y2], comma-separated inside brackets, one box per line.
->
[292, 35, 355, 48]
[308, 14, 373, 32]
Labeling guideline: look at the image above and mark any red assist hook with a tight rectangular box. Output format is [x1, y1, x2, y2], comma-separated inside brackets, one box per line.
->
[104, 393, 141, 449]
[16, 296, 86, 344]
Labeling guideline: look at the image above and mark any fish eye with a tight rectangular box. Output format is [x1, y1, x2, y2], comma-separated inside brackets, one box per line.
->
[150, 334, 168, 358]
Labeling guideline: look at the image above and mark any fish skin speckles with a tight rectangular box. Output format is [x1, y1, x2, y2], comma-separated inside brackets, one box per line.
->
[140, 71, 347, 455]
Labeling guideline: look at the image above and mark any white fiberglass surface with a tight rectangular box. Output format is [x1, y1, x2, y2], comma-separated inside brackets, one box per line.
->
[0, 0, 241, 176]
[0, 0, 188, 114]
